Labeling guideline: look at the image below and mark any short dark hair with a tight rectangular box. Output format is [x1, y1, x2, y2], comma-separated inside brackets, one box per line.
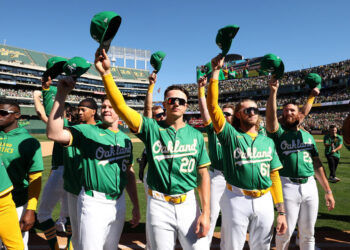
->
[222, 104, 235, 112]
[152, 106, 163, 113]
[79, 98, 98, 110]
[0, 98, 21, 112]
[329, 125, 336, 130]
[164, 85, 189, 100]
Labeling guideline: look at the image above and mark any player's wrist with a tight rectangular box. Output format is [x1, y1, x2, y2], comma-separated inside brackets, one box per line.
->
[326, 190, 332, 194]
[277, 211, 286, 216]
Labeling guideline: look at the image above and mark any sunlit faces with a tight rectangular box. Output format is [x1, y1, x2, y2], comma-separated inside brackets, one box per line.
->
[163, 90, 187, 118]
[0, 104, 20, 128]
[282, 104, 300, 128]
[223, 107, 234, 124]
[237, 100, 259, 126]
[78, 106, 96, 123]
[152, 108, 166, 122]
[330, 127, 337, 136]
[101, 99, 118, 124]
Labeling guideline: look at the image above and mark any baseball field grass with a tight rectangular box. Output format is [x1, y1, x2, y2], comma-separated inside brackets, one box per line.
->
[36, 133, 350, 232]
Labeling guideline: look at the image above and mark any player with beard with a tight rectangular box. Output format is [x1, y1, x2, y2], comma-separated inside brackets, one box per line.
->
[207, 55, 287, 250]
[266, 76, 335, 250]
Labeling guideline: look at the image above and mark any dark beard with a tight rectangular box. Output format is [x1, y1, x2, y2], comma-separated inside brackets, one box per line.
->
[282, 115, 300, 129]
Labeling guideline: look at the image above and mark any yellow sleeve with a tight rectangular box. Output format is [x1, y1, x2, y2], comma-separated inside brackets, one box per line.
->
[206, 79, 226, 133]
[102, 73, 142, 132]
[270, 170, 284, 204]
[27, 172, 42, 210]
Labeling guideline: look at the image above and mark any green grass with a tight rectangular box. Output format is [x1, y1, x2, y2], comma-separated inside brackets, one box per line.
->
[39, 136, 350, 231]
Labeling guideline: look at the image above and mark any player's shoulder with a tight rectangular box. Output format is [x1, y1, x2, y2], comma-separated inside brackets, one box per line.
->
[116, 130, 132, 141]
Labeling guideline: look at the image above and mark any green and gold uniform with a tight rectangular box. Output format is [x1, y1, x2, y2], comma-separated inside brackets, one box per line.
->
[205, 123, 223, 171]
[324, 134, 343, 158]
[136, 116, 210, 195]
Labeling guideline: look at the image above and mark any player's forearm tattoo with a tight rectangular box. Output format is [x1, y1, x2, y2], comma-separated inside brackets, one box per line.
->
[275, 203, 285, 213]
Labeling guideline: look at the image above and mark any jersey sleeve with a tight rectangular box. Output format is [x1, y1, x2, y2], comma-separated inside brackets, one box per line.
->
[42, 85, 57, 116]
[197, 134, 211, 169]
[310, 136, 319, 157]
[68, 125, 85, 148]
[135, 116, 155, 143]
[204, 122, 214, 134]
[127, 138, 134, 165]
[266, 123, 284, 141]
[323, 135, 330, 145]
[24, 138, 44, 173]
[270, 141, 283, 171]
[339, 136, 343, 145]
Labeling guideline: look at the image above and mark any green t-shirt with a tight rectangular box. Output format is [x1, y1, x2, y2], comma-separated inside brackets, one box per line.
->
[217, 122, 282, 190]
[324, 134, 343, 158]
[136, 116, 211, 195]
[267, 124, 318, 178]
[69, 124, 133, 197]
[0, 127, 44, 207]
[42, 86, 64, 169]
[0, 159, 13, 196]
[205, 123, 223, 172]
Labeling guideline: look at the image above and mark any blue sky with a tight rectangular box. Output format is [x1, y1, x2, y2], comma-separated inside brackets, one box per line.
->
[1, 0, 349, 101]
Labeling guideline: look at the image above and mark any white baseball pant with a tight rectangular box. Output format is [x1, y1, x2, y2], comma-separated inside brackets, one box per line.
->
[221, 185, 274, 250]
[207, 169, 226, 247]
[146, 189, 209, 250]
[275, 176, 319, 250]
[78, 189, 126, 250]
[67, 192, 80, 250]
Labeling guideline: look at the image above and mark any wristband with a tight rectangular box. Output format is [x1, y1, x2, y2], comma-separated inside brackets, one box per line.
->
[199, 87, 205, 98]
[326, 190, 332, 194]
[277, 211, 286, 216]
[148, 83, 155, 94]
[306, 96, 315, 105]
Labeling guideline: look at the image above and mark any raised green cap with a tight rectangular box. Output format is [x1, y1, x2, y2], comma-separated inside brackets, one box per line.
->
[150, 51, 166, 73]
[260, 53, 285, 79]
[63, 57, 91, 78]
[216, 25, 240, 56]
[305, 73, 322, 90]
[43, 56, 68, 79]
[90, 11, 122, 53]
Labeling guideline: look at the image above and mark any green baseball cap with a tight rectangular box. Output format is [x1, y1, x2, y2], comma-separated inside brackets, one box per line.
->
[150, 51, 166, 73]
[203, 62, 226, 81]
[196, 67, 206, 81]
[260, 53, 285, 79]
[43, 56, 68, 79]
[90, 11, 122, 53]
[63, 57, 91, 78]
[305, 73, 322, 90]
[216, 25, 240, 56]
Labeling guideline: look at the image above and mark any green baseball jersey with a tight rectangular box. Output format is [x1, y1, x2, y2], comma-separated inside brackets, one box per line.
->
[69, 124, 133, 197]
[0, 159, 13, 196]
[324, 134, 343, 158]
[42, 86, 64, 169]
[0, 127, 44, 207]
[205, 123, 223, 171]
[267, 124, 318, 178]
[217, 122, 282, 190]
[136, 116, 211, 195]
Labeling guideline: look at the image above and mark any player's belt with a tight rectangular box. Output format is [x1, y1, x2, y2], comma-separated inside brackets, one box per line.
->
[226, 184, 270, 198]
[148, 188, 186, 204]
[289, 177, 309, 184]
[85, 189, 121, 200]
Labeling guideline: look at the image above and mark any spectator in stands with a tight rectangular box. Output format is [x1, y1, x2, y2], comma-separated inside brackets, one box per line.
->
[324, 125, 343, 183]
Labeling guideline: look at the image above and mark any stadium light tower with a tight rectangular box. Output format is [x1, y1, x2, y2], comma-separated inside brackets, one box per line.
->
[108, 46, 151, 70]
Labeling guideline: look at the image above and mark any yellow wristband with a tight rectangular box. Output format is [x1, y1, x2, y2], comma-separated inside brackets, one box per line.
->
[307, 96, 315, 105]
[148, 83, 155, 94]
[199, 87, 205, 98]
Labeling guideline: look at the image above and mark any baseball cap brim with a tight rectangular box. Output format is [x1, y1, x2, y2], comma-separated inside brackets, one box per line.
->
[260, 53, 285, 79]
[43, 57, 68, 80]
[99, 15, 122, 53]
[216, 25, 240, 56]
[150, 51, 166, 72]
[63, 57, 91, 78]
[305, 73, 322, 90]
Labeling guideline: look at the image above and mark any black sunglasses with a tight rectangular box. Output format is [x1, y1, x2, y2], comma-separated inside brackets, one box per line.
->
[166, 97, 187, 106]
[242, 107, 259, 115]
[223, 111, 233, 117]
[0, 109, 17, 116]
[155, 112, 165, 119]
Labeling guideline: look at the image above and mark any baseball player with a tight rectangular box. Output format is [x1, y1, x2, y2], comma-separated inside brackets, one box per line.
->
[324, 125, 343, 182]
[266, 76, 335, 250]
[197, 75, 234, 247]
[0, 99, 44, 250]
[0, 159, 24, 250]
[47, 76, 140, 250]
[95, 48, 211, 250]
[207, 55, 287, 250]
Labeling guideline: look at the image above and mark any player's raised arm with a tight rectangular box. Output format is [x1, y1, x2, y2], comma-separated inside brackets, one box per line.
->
[197, 76, 211, 125]
[33, 90, 48, 123]
[312, 156, 335, 211]
[47, 77, 75, 145]
[299, 87, 320, 124]
[144, 71, 157, 118]
[266, 76, 279, 133]
[206, 54, 226, 133]
[95, 48, 141, 133]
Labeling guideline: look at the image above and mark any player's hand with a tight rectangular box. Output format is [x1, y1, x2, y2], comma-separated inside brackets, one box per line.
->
[211, 54, 224, 71]
[325, 192, 335, 211]
[57, 76, 76, 95]
[94, 48, 111, 76]
[276, 214, 288, 235]
[33, 90, 42, 99]
[41, 76, 52, 89]
[195, 212, 210, 238]
[20, 209, 35, 232]
[149, 71, 157, 85]
[197, 76, 208, 88]
[310, 87, 320, 97]
[268, 75, 279, 92]
[129, 206, 140, 228]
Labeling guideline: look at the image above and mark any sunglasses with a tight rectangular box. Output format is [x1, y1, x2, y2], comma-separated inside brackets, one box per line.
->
[155, 112, 165, 119]
[223, 111, 233, 117]
[166, 97, 187, 106]
[241, 107, 259, 115]
[0, 109, 17, 116]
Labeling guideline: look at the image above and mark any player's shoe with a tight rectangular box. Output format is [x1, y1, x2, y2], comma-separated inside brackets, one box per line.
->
[334, 177, 340, 182]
